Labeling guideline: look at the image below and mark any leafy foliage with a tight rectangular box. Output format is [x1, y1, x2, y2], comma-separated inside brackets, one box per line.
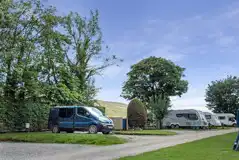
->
[0, 0, 121, 131]
[127, 99, 147, 128]
[122, 56, 188, 128]
[149, 96, 171, 128]
[121, 57, 188, 104]
[205, 76, 239, 115]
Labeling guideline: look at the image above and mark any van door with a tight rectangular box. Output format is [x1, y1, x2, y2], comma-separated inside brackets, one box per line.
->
[74, 107, 93, 130]
[58, 108, 74, 129]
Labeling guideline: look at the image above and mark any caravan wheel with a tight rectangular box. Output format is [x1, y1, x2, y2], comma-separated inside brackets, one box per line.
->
[170, 124, 175, 129]
[175, 124, 180, 129]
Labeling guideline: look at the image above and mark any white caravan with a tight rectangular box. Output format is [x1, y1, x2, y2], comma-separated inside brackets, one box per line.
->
[162, 109, 208, 129]
[203, 112, 221, 127]
[215, 113, 237, 127]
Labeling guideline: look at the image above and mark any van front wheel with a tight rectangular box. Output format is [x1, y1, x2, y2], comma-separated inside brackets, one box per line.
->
[88, 125, 98, 134]
[102, 131, 110, 135]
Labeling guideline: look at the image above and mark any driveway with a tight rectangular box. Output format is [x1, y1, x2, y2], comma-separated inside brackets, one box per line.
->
[0, 129, 238, 160]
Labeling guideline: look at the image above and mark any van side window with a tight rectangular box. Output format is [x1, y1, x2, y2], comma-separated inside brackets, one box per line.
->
[59, 108, 73, 118]
[188, 114, 198, 120]
[176, 114, 183, 117]
[77, 108, 87, 116]
[218, 116, 225, 120]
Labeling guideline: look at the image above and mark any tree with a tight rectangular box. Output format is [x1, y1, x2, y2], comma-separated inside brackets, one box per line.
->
[121, 56, 188, 105]
[127, 98, 147, 129]
[61, 11, 122, 105]
[149, 95, 171, 128]
[205, 76, 239, 115]
[0, 0, 122, 131]
[0, 0, 65, 130]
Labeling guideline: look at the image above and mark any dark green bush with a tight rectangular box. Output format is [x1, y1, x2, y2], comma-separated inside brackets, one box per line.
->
[1, 101, 51, 132]
[127, 99, 147, 128]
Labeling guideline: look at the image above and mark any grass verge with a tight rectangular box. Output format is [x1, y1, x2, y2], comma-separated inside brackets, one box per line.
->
[120, 132, 239, 160]
[0, 132, 126, 145]
[113, 130, 176, 136]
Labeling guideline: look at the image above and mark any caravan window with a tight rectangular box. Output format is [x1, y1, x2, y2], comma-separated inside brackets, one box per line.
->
[59, 108, 74, 118]
[218, 116, 225, 120]
[205, 115, 211, 119]
[176, 114, 183, 118]
[183, 114, 189, 118]
[188, 114, 198, 120]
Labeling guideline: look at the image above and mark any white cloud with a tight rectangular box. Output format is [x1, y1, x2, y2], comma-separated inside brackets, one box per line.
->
[149, 45, 186, 62]
[101, 66, 124, 79]
[217, 36, 236, 47]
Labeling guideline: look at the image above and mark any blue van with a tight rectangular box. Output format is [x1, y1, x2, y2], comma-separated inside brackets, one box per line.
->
[48, 106, 114, 134]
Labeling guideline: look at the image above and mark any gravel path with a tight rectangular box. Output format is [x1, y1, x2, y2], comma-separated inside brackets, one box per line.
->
[0, 129, 238, 160]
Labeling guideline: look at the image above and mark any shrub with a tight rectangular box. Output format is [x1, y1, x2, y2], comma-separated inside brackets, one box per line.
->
[127, 99, 147, 128]
[2, 101, 51, 132]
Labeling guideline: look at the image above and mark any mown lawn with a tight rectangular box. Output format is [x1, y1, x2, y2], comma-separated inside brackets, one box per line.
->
[0, 132, 126, 145]
[113, 130, 176, 136]
[120, 132, 239, 160]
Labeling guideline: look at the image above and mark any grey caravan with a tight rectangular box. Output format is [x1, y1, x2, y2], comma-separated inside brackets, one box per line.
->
[162, 109, 208, 129]
[203, 112, 221, 127]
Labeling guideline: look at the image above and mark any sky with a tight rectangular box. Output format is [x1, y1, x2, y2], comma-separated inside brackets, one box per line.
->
[44, 0, 239, 112]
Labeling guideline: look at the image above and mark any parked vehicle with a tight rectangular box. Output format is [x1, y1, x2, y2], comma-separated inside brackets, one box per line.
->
[162, 109, 208, 129]
[203, 112, 222, 127]
[215, 113, 237, 127]
[48, 106, 114, 134]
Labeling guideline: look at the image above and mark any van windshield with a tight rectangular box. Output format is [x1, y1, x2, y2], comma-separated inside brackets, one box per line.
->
[85, 107, 103, 117]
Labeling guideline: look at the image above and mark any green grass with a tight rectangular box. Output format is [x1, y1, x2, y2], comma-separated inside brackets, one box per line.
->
[0, 132, 126, 145]
[96, 100, 127, 118]
[120, 132, 239, 160]
[113, 130, 177, 136]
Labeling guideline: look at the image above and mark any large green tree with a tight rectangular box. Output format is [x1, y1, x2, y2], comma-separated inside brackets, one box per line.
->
[205, 76, 239, 115]
[121, 56, 188, 104]
[0, 0, 121, 131]
[62, 11, 122, 105]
